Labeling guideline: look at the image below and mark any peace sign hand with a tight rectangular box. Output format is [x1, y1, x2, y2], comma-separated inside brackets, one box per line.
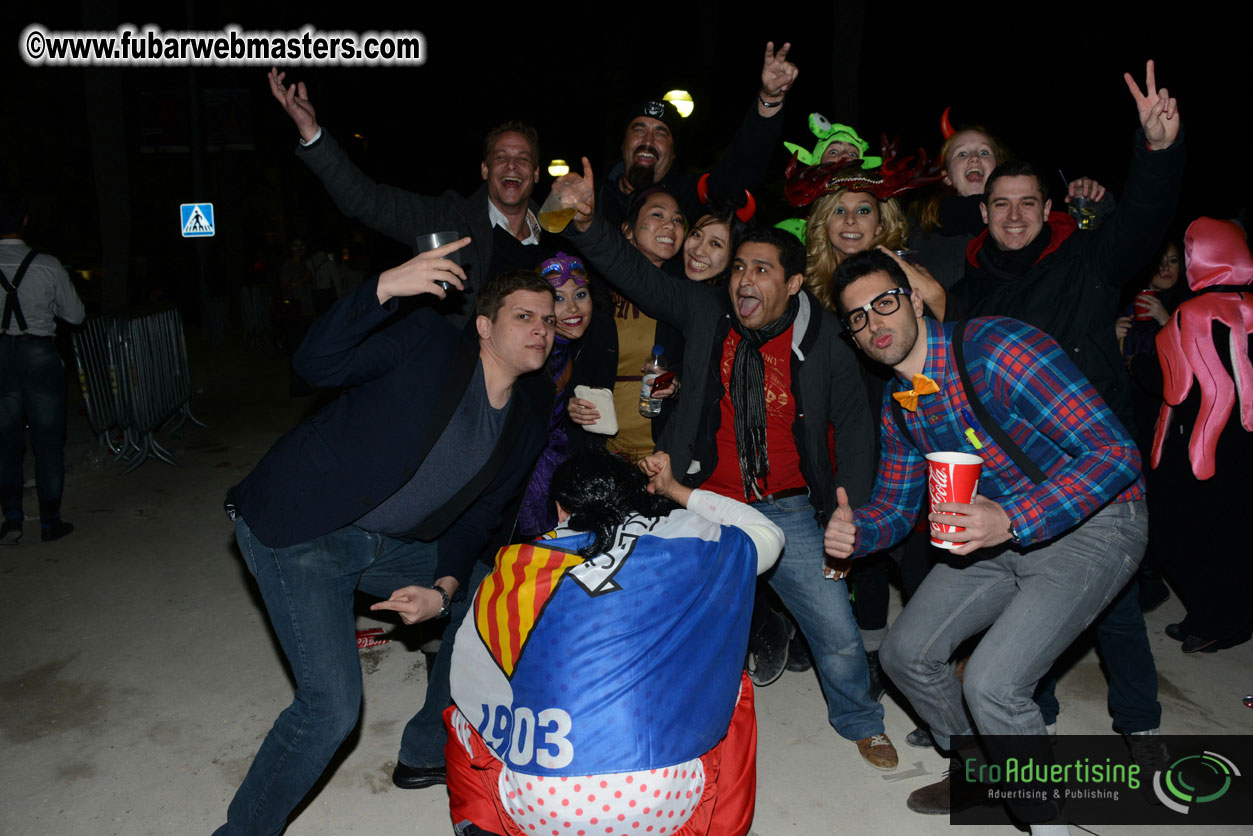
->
[1123, 59, 1180, 151]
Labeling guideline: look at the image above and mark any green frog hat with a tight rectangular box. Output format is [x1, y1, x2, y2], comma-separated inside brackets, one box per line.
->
[783, 113, 882, 170]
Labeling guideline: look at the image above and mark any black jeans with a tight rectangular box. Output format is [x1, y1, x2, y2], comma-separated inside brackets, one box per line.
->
[0, 335, 68, 519]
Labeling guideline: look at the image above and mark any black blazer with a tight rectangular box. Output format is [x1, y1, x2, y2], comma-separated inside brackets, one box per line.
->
[228, 278, 552, 585]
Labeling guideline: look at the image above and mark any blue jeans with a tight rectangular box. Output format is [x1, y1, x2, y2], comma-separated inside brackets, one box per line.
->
[397, 556, 491, 768]
[880, 500, 1147, 751]
[215, 519, 440, 836]
[0, 336, 67, 519]
[1033, 574, 1161, 732]
[757, 494, 884, 741]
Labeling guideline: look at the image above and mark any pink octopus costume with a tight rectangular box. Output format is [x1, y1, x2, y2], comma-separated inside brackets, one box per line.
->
[1147, 216, 1253, 650]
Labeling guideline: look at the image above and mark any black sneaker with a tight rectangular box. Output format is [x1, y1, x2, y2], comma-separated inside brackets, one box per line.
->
[866, 650, 887, 702]
[1, 519, 22, 545]
[785, 630, 812, 673]
[905, 726, 935, 748]
[1125, 732, 1168, 805]
[392, 761, 446, 789]
[41, 521, 74, 542]
[906, 769, 952, 815]
[746, 607, 791, 686]
[1180, 632, 1250, 653]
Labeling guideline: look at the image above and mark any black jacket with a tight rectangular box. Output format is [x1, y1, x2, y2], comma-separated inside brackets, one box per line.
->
[566, 216, 874, 522]
[950, 129, 1185, 424]
[598, 102, 785, 229]
[296, 130, 542, 326]
[563, 307, 620, 450]
[228, 278, 552, 585]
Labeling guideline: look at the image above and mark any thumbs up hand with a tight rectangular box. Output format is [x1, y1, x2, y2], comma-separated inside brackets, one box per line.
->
[823, 486, 858, 559]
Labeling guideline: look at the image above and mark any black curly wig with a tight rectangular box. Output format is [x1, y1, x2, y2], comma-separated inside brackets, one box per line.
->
[549, 449, 678, 557]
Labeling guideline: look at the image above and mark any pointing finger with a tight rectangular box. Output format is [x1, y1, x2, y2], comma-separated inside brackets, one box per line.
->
[427, 236, 472, 257]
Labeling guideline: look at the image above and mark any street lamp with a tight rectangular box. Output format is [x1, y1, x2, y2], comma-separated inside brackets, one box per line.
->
[663, 90, 694, 118]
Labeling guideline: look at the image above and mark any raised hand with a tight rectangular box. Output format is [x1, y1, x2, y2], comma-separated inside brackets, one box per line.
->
[878, 245, 945, 320]
[267, 66, 320, 143]
[1065, 177, 1107, 204]
[1124, 59, 1180, 151]
[375, 237, 471, 304]
[823, 486, 857, 559]
[564, 156, 597, 233]
[640, 451, 692, 506]
[760, 41, 798, 102]
[639, 451, 674, 494]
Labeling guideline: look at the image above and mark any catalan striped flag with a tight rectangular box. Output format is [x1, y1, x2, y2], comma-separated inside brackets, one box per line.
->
[474, 542, 585, 678]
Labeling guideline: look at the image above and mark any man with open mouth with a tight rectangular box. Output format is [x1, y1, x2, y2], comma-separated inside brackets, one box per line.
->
[596, 42, 797, 229]
[563, 173, 897, 772]
[940, 60, 1185, 764]
[268, 67, 550, 327]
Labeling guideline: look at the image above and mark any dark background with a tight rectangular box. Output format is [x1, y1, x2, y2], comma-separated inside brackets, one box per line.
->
[3, 2, 1246, 320]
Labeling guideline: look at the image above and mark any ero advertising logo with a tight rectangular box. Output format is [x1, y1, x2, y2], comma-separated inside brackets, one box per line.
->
[1153, 750, 1242, 814]
[952, 735, 1252, 826]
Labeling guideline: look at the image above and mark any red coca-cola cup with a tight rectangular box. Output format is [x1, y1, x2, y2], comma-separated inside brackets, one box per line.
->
[925, 452, 983, 549]
[1133, 289, 1158, 322]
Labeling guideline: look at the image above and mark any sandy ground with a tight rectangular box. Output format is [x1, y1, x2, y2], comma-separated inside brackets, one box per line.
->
[1, 335, 1250, 836]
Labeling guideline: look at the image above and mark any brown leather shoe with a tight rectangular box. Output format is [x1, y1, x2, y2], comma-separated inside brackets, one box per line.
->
[906, 771, 951, 814]
[856, 733, 899, 770]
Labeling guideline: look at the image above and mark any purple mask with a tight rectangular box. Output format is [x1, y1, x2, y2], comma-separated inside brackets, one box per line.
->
[539, 252, 588, 288]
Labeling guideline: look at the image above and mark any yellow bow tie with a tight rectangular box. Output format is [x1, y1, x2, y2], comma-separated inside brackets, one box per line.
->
[892, 373, 939, 413]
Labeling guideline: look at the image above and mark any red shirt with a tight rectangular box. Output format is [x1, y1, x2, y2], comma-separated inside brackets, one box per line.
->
[703, 327, 807, 500]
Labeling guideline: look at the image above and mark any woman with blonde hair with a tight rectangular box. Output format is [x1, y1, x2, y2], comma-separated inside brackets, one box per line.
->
[803, 186, 910, 310]
[784, 148, 946, 316]
[780, 145, 943, 700]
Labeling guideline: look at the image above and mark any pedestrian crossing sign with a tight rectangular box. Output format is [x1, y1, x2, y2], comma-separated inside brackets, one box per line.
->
[180, 203, 215, 238]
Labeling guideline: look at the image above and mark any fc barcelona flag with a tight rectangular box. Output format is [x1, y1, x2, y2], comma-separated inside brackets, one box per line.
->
[474, 542, 585, 678]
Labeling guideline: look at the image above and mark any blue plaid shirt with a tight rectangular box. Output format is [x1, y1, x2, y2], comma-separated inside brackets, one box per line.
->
[853, 317, 1144, 554]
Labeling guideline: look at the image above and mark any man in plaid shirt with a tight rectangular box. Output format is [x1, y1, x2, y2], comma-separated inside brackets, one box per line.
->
[824, 250, 1146, 833]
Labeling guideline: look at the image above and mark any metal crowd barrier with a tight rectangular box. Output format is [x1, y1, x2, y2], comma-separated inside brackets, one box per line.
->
[71, 307, 207, 473]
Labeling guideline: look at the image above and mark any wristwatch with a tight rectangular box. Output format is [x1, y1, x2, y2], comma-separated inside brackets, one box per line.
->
[1007, 521, 1022, 545]
[429, 584, 451, 619]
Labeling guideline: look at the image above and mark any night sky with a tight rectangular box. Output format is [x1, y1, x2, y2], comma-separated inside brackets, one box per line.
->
[4, 3, 1247, 314]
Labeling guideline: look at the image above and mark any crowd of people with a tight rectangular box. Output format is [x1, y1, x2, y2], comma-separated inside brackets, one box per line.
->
[198, 47, 1253, 836]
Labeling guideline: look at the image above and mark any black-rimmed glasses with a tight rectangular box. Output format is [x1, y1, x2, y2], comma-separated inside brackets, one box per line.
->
[843, 288, 911, 333]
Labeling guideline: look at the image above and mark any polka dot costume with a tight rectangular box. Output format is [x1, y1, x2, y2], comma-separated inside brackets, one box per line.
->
[500, 759, 705, 835]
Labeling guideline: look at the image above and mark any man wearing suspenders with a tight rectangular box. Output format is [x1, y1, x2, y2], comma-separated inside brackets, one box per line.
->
[0, 195, 85, 544]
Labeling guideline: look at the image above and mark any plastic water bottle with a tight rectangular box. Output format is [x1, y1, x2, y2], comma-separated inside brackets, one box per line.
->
[638, 345, 667, 418]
